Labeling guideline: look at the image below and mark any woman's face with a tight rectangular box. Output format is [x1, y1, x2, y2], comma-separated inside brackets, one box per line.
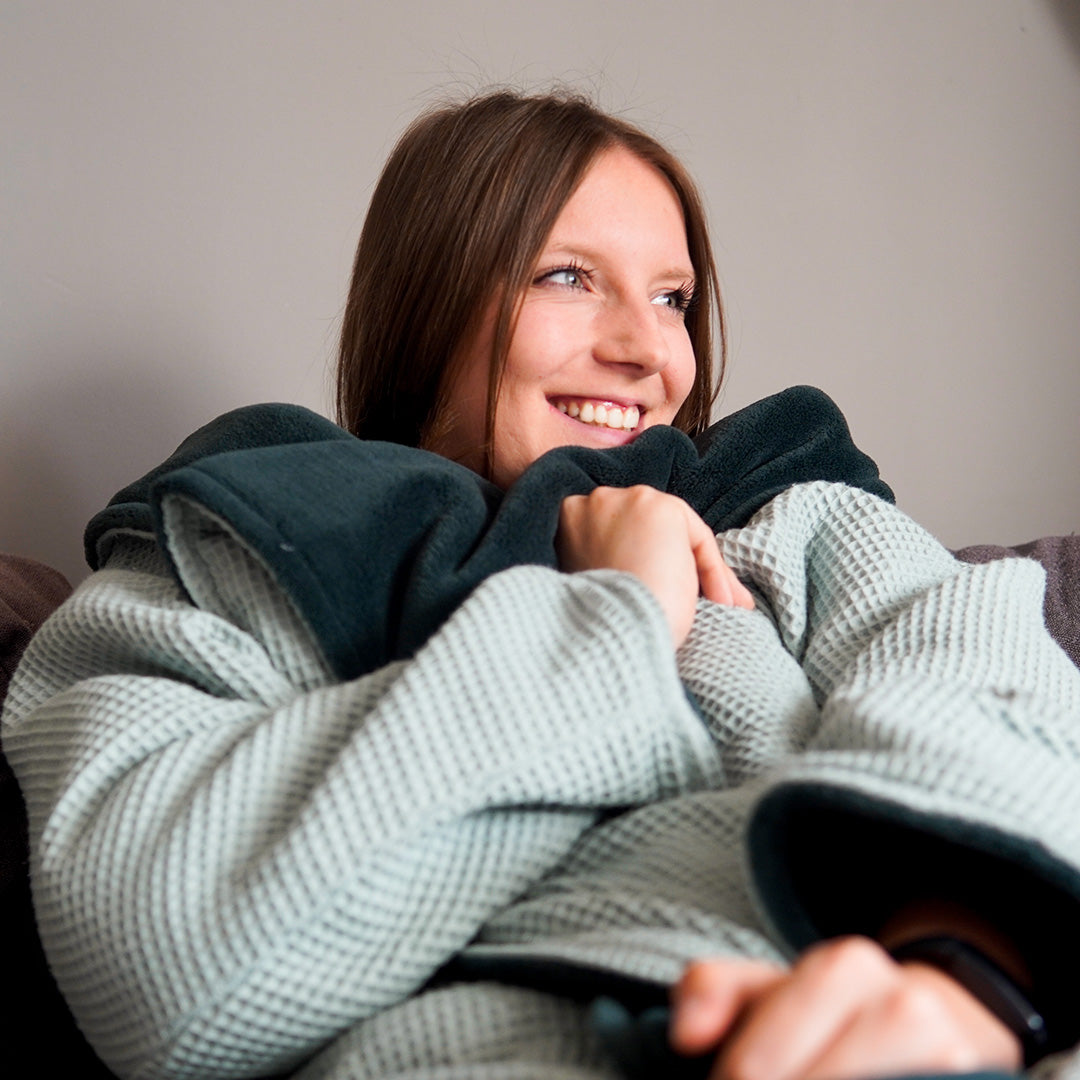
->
[429, 146, 698, 488]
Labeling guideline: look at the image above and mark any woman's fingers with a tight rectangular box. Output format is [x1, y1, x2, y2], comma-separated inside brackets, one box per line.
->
[711, 938, 903, 1080]
[796, 967, 996, 1080]
[670, 958, 785, 1055]
[557, 487, 753, 646]
[672, 939, 1023, 1080]
[682, 503, 754, 611]
[558, 486, 698, 645]
[798, 961, 1021, 1080]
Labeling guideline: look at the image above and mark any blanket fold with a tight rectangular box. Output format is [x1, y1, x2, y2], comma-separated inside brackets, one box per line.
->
[85, 385, 892, 679]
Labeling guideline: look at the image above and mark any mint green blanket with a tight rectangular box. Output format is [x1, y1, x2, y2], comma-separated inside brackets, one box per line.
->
[9, 395, 1080, 1080]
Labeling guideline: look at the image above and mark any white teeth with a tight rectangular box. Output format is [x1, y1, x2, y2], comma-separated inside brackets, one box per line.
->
[555, 399, 641, 431]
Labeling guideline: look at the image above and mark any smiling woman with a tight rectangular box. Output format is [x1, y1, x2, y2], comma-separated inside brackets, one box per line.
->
[6, 88, 1080, 1080]
[335, 91, 723, 470]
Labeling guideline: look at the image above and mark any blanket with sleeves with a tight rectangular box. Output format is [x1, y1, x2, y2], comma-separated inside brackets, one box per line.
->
[5, 392, 1080, 1080]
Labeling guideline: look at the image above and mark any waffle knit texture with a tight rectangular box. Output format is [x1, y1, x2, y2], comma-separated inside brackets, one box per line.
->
[5, 481, 1080, 1079]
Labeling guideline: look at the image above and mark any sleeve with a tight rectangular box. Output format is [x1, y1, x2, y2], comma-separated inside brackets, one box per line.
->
[1, 534, 722, 1080]
[680, 480, 1080, 1054]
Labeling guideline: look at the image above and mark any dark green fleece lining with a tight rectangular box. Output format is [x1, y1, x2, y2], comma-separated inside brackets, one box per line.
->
[748, 783, 1080, 1054]
[85, 385, 892, 680]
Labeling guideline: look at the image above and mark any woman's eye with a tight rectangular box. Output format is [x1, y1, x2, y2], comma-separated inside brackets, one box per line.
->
[538, 265, 589, 289]
[652, 287, 694, 316]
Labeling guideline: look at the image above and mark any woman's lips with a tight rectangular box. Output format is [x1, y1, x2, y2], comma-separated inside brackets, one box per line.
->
[549, 396, 642, 431]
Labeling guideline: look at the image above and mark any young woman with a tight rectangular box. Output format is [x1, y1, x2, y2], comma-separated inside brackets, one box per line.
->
[5, 91, 1080, 1080]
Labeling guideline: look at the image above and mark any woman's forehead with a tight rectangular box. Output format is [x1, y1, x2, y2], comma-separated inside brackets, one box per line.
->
[541, 147, 692, 275]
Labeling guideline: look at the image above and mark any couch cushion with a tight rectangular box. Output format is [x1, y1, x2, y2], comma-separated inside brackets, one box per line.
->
[0, 554, 71, 701]
[0, 555, 115, 1077]
[954, 536, 1080, 670]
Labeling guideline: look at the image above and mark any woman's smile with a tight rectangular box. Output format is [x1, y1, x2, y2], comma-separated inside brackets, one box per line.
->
[551, 396, 643, 433]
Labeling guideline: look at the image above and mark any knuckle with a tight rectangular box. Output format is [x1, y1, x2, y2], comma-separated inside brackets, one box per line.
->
[804, 935, 893, 982]
[884, 981, 945, 1029]
[592, 485, 644, 512]
[624, 483, 657, 504]
[878, 985, 983, 1072]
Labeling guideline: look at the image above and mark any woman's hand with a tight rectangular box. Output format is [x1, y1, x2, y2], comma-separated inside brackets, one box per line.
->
[670, 938, 1023, 1080]
[557, 486, 754, 647]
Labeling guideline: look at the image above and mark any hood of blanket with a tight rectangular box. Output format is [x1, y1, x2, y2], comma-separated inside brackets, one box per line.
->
[84, 386, 892, 679]
[84, 401, 356, 567]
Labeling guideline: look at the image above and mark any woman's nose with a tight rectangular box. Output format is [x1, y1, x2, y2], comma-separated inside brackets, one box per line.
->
[592, 297, 670, 374]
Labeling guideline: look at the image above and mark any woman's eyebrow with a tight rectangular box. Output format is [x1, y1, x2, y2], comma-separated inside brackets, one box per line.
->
[539, 242, 695, 282]
[662, 267, 697, 285]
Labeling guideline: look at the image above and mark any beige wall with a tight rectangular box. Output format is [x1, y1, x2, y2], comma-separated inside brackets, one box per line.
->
[3, 0, 1078, 583]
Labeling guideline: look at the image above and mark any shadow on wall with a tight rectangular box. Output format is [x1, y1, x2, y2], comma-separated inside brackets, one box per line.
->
[1047, 0, 1080, 61]
[0, 360, 206, 584]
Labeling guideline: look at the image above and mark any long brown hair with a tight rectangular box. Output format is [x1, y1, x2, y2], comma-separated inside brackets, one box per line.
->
[336, 90, 725, 460]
